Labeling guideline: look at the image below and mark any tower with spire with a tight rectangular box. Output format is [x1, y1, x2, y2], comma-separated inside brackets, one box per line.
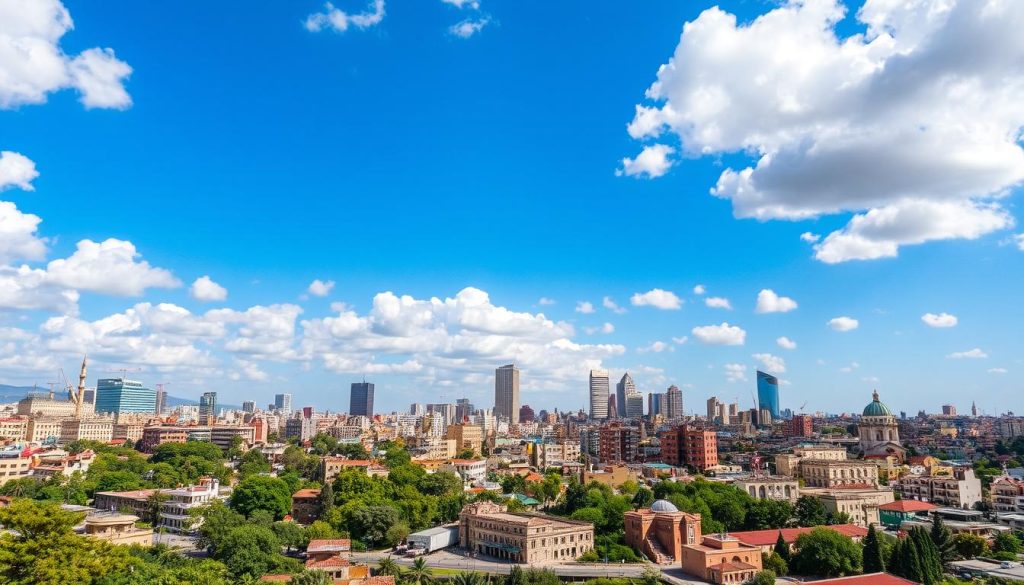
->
[69, 355, 88, 418]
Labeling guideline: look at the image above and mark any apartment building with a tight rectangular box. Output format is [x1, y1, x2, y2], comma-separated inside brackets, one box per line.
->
[896, 468, 983, 509]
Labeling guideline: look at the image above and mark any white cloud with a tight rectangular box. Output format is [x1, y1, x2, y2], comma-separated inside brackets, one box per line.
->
[305, 0, 385, 33]
[44, 238, 180, 296]
[988, 367, 1008, 374]
[602, 296, 627, 314]
[190, 276, 228, 302]
[307, 279, 335, 297]
[947, 348, 988, 359]
[1014, 234, 1024, 251]
[753, 352, 786, 374]
[538, 297, 556, 305]
[839, 361, 860, 373]
[616, 144, 674, 179]
[800, 232, 821, 244]
[724, 363, 748, 383]
[584, 322, 615, 335]
[0, 0, 131, 109]
[449, 18, 489, 39]
[692, 322, 746, 346]
[0, 151, 38, 191]
[626, 0, 1024, 262]
[776, 336, 797, 350]
[442, 0, 479, 8]
[638, 340, 673, 354]
[575, 301, 595, 314]
[755, 289, 798, 314]
[671, 336, 688, 345]
[0, 200, 47, 264]
[630, 288, 682, 310]
[692, 284, 706, 295]
[921, 312, 957, 328]
[0, 265, 78, 313]
[828, 316, 859, 332]
[705, 296, 732, 310]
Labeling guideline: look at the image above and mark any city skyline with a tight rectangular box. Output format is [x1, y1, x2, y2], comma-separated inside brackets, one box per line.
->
[0, 0, 1021, 415]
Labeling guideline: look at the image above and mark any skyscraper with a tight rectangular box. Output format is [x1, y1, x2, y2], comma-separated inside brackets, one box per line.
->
[155, 388, 167, 415]
[615, 373, 635, 417]
[95, 378, 156, 415]
[494, 364, 520, 424]
[274, 393, 292, 414]
[625, 391, 644, 418]
[648, 392, 664, 417]
[242, 400, 256, 414]
[665, 385, 683, 419]
[589, 369, 610, 420]
[707, 396, 720, 421]
[199, 392, 217, 423]
[350, 381, 374, 417]
[756, 370, 780, 419]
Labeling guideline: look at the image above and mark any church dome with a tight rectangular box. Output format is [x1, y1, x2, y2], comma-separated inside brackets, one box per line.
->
[863, 391, 893, 417]
[650, 499, 679, 513]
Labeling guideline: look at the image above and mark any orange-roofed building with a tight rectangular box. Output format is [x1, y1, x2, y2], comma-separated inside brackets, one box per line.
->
[729, 524, 868, 554]
[879, 499, 938, 529]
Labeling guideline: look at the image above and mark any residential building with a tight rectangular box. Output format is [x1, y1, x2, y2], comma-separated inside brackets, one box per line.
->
[895, 468, 983, 509]
[774, 444, 848, 476]
[458, 501, 595, 562]
[660, 425, 718, 471]
[0, 417, 27, 441]
[991, 475, 1024, 513]
[139, 426, 189, 452]
[350, 381, 374, 417]
[878, 500, 938, 529]
[112, 422, 145, 443]
[665, 385, 683, 420]
[589, 369, 610, 420]
[210, 425, 256, 450]
[756, 371, 780, 420]
[519, 404, 535, 423]
[446, 423, 483, 455]
[26, 418, 61, 443]
[616, 373, 635, 418]
[442, 458, 487, 485]
[494, 364, 521, 424]
[531, 441, 581, 469]
[17, 394, 77, 418]
[786, 414, 814, 438]
[60, 419, 114, 444]
[199, 392, 217, 423]
[82, 512, 153, 546]
[160, 477, 220, 533]
[274, 393, 293, 414]
[321, 458, 384, 482]
[242, 401, 256, 414]
[292, 488, 322, 524]
[799, 460, 879, 488]
[598, 421, 639, 464]
[95, 379, 156, 414]
[0, 450, 33, 485]
[730, 525, 867, 555]
[800, 487, 895, 527]
[649, 392, 664, 418]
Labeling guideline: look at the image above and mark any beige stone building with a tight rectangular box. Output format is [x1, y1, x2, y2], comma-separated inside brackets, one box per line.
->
[735, 476, 799, 502]
[82, 512, 154, 546]
[0, 417, 28, 441]
[800, 487, 895, 527]
[458, 501, 594, 562]
[775, 444, 847, 476]
[895, 468, 983, 509]
[446, 423, 483, 455]
[26, 418, 62, 442]
[60, 419, 114, 444]
[0, 452, 33, 485]
[800, 460, 879, 488]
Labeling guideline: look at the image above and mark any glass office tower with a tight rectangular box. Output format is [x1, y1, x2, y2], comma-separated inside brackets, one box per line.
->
[756, 370, 780, 419]
[95, 378, 156, 414]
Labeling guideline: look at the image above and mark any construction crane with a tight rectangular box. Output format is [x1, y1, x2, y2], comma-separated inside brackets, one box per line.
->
[799, 401, 808, 413]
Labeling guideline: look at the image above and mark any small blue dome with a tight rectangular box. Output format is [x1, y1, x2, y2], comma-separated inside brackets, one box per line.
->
[651, 499, 679, 513]
[863, 391, 893, 417]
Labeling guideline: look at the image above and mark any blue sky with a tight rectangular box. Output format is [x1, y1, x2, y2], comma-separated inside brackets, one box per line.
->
[1, 0, 1022, 415]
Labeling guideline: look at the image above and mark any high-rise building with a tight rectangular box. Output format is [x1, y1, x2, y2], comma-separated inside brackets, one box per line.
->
[350, 381, 374, 417]
[155, 389, 167, 415]
[95, 379, 156, 415]
[660, 424, 719, 471]
[274, 393, 292, 414]
[648, 392, 665, 417]
[625, 391, 644, 418]
[455, 398, 475, 422]
[519, 404, 535, 423]
[756, 371, 780, 419]
[707, 396, 720, 421]
[941, 404, 957, 416]
[786, 414, 813, 437]
[615, 373, 635, 418]
[589, 369, 610, 420]
[598, 421, 639, 463]
[494, 364, 520, 424]
[199, 392, 217, 423]
[665, 385, 683, 420]
[242, 401, 256, 414]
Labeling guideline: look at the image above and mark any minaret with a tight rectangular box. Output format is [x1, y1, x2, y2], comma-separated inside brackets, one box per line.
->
[74, 355, 87, 418]
[971, 401, 978, 417]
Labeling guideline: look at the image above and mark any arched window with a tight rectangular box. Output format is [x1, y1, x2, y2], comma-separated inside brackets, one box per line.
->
[876, 430, 883, 441]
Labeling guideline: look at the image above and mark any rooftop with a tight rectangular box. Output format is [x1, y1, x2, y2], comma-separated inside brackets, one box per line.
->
[811, 573, 916, 585]
[731, 524, 867, 547]
[879, 500, 938, 513]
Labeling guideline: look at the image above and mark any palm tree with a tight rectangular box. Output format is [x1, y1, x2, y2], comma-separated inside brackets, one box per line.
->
[406, 557, 433, 585]
[288, 570, 333, 585]
[452, 571, 486, 585]
[377, 555, 402, 577]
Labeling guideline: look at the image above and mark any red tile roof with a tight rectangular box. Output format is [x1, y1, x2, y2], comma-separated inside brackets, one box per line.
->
[811, 573, 917, 584]
[731, 524, 868, 547]
[879, 500, 938, 513]
[362, 577, 397, 585]
[306, 556, 350, 569]
[292, 488, 322, 499]
[307, 539, 352, 552]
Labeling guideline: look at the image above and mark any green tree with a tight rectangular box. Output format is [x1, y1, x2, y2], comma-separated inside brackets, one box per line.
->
[319, 481, 335, 517]
[951, 533, 989, 559]
[349, 505, 401, 547]
[790, 527, 863, 577]
[288, 570, 332, 585]
[386, 521, 411, 546]
[773, 531, 790, 562]
[640, 564, 661, 585]
[863, 524, 885, 573]
[194, 501, 247, 552]
[763, 552, 788, 576]
[417, 471, 463, 496]
[993, 531, 1022, 555]
[376, 556, 402, 577]
[794, 496, 829, 527]
[406, 556, 432, 585]
[231, 476, 292, 520]
[749, 570, 777, 585]
[930, 514, 956, 562]
[305, 520, 341, 541]
[632, 487, 654, 509]
[506, 564, 526, 585]
[452, 571, 486, 585]
[213, 524, 293, 579]
[274, 520, 308, 552]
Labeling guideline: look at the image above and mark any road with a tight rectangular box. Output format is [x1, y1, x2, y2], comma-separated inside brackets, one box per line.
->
[351, 549, 708, 584]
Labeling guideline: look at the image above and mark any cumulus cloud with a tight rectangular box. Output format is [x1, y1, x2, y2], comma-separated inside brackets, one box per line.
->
[625, 0, 1024, 262]
[753, 352, 786, 374]
[724, 363, 748, 383]
[828, 316, 859, 332]
[755, 289, 798, 314]
[776, 336, 797, 350]
[671, 336, 688, 345]
[616, 144, 674, 179]
[449, 17, 489, 38]
[0, 265, 78, 313]
[308, 279, 335, 297]
[947, 348, 987, 359]
[602, 296, 627, 314]
[921, 312, 957, 328]
[538, 297, 556, 305]
[305, 0, 385, 33]
[631, 288, 682, 310]
[584, 322, 615, 335]
[1014, 234, 1024, 251]
[44, 238, 180, 296]
[839, 361, 860, 373]
[0, 201, 47, 264]
[705, 296, 732, 310]
[190, 276, 228, 302]
[575, 301, 595, 314]
[800, 232, 821, 244]
[0, 0, 131, 109]
[638, 340, 673, 354]
[442, 0, 479, 8]
[0, 151, 38, 191]
[692, 322, 746, 346]
[988, 367, 1008, 374]
[693, 284, 706, 295]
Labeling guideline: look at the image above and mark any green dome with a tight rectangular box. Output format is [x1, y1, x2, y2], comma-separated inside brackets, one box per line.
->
[863, 391, 892, 417]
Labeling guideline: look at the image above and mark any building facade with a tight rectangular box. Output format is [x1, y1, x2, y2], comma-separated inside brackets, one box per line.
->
[660, 425, 718, 471]
[665, 385, 683, 420]
[350, 382, 374, 417]
[95, 379, 156, 414]
[858, 391, 905, 462]
[589, 369, 610, 420]
[615, 373, 635, 419]
[494, 364, 521, 424]
[756, 371, 780, 420]
[274, 393, 293, 414]
[598, 422, 639, 464]
[895, 468, 983, 509]
[458, 501, 594, 563]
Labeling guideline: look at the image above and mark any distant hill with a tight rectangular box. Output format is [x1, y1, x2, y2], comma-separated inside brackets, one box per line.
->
[0, 384, 241, 411]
